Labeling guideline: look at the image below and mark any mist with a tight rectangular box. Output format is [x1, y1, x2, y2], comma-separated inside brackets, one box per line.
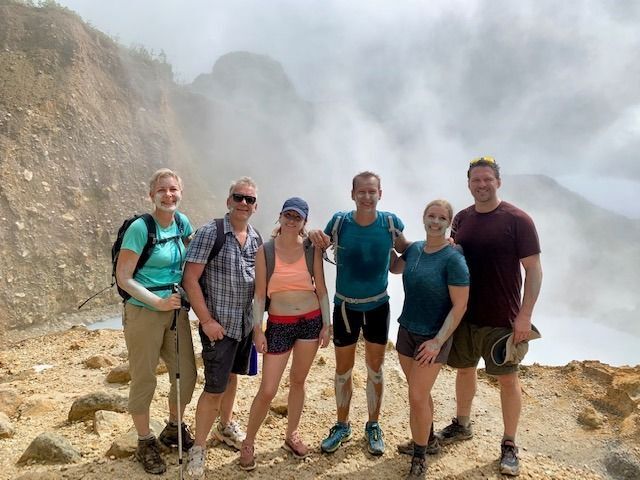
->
[57, 0, 640, 365]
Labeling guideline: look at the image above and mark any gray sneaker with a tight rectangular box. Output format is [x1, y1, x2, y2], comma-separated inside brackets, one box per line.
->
[397, 437, 441, 456]
[186, 445, 205, 479]
[499, 441, 520, 476]
[213, 419, 245, 450]
[436, 418, 473, 445]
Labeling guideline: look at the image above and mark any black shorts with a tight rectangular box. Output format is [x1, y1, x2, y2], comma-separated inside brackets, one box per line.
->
[199, 330, 253, 394]
[265, 309, 322, 354]
[396, 325, 453, 364]
[332, 301, 390, 347]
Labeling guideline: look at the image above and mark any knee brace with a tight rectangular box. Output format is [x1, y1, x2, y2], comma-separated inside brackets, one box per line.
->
[335, 368, 353, 408]
[366, 365, 384, 414]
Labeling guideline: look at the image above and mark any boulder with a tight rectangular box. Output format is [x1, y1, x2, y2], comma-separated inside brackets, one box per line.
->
[17, 432, 81, 465]
[577, 406, 605, 429]
[93, 410, 129, 436]
[0, 411, 14, 438]
[105, 419, 166, 458]
[270, 393, 288, 416]
[106, 364, 130, 384]
[0, 386, 23, 416]
[83, 354, 117, 369]
[68, 391, 127, 421]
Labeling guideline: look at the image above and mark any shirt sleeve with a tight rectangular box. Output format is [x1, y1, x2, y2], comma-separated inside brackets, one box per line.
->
[121, 218, 148, 255]
[447, 251, 470, 286]
[515, 212, 541, 259]
[392, 213, 405, 232]
[185, 221, 216, 264]
[323, 213, 340, 236]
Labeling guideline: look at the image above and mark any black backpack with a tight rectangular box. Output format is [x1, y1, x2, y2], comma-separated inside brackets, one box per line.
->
[77, 213, 186, 309]
[112, 213, 186, 300]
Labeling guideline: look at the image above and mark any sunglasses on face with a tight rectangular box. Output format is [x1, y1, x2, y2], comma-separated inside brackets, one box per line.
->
[231, 193, 257, 205]
[469, 156, 496, 166]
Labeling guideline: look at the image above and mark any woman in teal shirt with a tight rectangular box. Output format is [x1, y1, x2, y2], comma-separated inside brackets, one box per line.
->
[116, 168, 197, 475]
[390, 199, 469, 480]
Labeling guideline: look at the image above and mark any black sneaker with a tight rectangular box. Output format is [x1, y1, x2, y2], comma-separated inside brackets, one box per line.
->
[158, 421, 194, 451]
[135, 437, 166, 475]
[406, 456, 427, 480]
[436, 418, 473, 445]
[499, 441, 520, 476]
[396, 437, 441, 456]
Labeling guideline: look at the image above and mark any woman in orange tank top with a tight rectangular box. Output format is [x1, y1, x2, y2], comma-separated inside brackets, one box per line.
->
[239, 197, 331, 471]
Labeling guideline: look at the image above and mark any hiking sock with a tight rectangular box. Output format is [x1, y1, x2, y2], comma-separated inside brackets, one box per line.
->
[456, 416, 470, 427]
[413, 443, 427, 459]
[429, 423, 436, 442]
[502, 434, 516, 445]
[138, 433, 155, 442]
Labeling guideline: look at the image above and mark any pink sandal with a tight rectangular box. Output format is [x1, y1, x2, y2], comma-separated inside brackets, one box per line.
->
[239, 441, 256, 471]
[283, 431, 310, 459]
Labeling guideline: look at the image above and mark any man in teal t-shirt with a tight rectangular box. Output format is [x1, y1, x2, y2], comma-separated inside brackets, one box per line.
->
[309, 171, 410, 457]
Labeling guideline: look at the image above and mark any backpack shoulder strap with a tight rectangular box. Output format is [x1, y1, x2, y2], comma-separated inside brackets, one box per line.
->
[331, 213, 344, 247]
[303, 237, 315, 279]
[136, 213, 157, 274]
[263, 239, 276, 286]
[206, 218, 226, 263]
[386, 213, 401, 247]
[174, 212, 185, 237]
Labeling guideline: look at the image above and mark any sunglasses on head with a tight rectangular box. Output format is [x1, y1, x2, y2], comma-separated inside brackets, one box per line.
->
[231, 193, 257, 205]
[469, 156, 496, 166]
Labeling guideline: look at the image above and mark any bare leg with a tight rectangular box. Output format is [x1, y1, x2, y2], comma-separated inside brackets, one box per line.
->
[193, 391, 223, 447]
[286, 340, 320, 437]
[244, 352, 291, 445]
[335, 344, 357, 423]
[132, 412, 151, 437]
[219, 374, 238, 426]
[398, 353, 442, 446]
[497, 372, 521, 440]
[455, 367, 477, 417]
[364, 340, 386, 422]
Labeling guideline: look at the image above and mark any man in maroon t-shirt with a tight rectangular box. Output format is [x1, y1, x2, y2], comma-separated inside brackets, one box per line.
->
[437, 157, 542, 477]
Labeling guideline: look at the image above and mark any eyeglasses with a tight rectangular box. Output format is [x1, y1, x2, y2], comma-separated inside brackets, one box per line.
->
[231, 193, 257, 205]
[469, 156, 496, 166]
[282, 211, 303, 222]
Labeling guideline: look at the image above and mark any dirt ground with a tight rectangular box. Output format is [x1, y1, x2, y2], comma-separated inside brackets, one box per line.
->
[1, 320, 639, 480]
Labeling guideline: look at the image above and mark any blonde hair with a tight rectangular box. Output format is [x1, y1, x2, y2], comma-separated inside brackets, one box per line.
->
[228, 176, 258, 196]
[149, 168, 183, 193]
[423, 199, 454, 222]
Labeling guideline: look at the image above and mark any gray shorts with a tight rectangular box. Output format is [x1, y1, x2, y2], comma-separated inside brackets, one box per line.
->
[396, 325, 453, 364]
[199, 329, 253, 393]
[447, 321, 519, 376]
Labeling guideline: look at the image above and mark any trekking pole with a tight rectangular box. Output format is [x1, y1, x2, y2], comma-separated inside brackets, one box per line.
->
[171, 284, 184, 480]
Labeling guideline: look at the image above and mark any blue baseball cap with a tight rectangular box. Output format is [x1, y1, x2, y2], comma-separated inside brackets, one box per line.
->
[281, 197, 309, 219]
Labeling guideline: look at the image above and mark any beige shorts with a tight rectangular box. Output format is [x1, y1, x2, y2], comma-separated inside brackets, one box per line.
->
[123, 303, 197, 414]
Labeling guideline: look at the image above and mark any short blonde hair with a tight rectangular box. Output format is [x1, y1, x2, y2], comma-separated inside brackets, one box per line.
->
[149, 168, 183, 193]
[352, 171, 381, 191]
[228, 176, 258, 196]
[423, 199, 453, 222]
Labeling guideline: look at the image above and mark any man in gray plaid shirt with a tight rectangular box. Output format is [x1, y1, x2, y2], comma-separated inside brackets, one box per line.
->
[182, 176, 261, 478]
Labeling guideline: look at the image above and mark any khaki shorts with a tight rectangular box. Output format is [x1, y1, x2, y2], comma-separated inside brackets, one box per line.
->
[447, 321, 519, 376]
[123, 303, 197, 414]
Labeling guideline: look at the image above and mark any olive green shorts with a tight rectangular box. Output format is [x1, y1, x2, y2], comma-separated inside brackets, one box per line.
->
[447, 321, 519, 376]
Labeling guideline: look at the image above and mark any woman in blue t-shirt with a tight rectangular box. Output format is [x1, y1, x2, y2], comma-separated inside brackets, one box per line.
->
[116, 168, 197, 475]
[389, 199, 470, 479]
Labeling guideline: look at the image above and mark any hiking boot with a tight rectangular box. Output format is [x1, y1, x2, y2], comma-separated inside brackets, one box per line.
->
[213, 419, 245, 450]
[186, 444, 205, 479]
[135, 436, 166, 475]
[283, 430, 310, 459]
[397, 437, 441, 456]
[499, 441, 520, 476]
[436, 418, 473, 445]
[320, 422, 353, 453]
[406, 456, 427, 480]
[158, 421, 194, 451]
[239, 441, 257, 471]
[365, 421, 385, 456]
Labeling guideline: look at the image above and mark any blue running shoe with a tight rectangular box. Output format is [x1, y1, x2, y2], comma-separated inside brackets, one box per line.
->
[365, 421, 385, 456]
[321, 422, 352, 453]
